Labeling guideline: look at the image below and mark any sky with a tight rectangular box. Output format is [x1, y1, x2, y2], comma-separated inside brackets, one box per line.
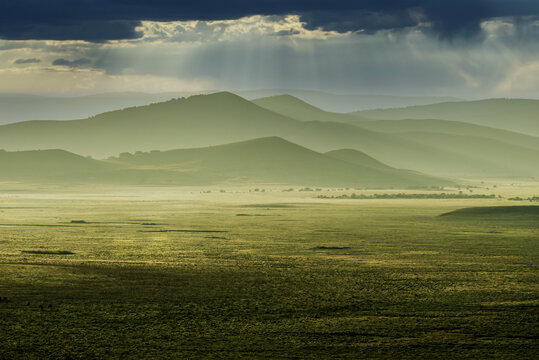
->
[0, 1, 538, 98]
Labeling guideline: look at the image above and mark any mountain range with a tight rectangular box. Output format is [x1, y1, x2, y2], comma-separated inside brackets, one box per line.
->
[0, 92, 537, 179]
[0, 137, 450, 188]
[0, 90, 460, 125]
[238, 89, 459, 113]
[353, 99, 539, 136]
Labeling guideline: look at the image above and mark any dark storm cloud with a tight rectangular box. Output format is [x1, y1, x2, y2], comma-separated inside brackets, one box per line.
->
[0, 1, 537, 41]
[14, 58, 41, 64]
[52, 58, 92, 68]
[1, 20, 143, 42]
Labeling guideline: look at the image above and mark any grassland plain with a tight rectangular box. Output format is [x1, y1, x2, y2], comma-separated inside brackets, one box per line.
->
[0, 183, 537, 359]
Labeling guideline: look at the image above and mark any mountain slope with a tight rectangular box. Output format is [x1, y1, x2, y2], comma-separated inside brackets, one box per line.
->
[0, 91, 213, 125]
[0, 91, 438, 162]
[0, 92, 302, 157]
[0, 149, 111, 176]
[109, 137, 451, 188]
[0, 149, 198, 184]
[0, 90, 458, 125]
[391, 132, 539, 178]
[0, 138, 451, 188]
[252, 95, 364, 122]
[353, 119, 539, 151]
[0, 92, 535, 178]
[238, 89, 460, 112]
[353, 99, 539, 136]
[325, 149, 396, 170]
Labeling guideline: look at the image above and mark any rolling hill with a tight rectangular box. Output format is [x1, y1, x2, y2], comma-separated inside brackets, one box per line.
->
[252, 94, 364, 122]
[251, 94, 539, 152]
[0, 149, 196, 184]
[325, 149, 398, 170]
[0, 138, 451, 188]
[353, 99, 539, 136]
[238, 89, 459, 113]
[352, 119, 539, 152]
[108, 137, 451, 187]
[0, 92, 301, 157]
[0, 148, 112, 178]
[249, 95, 539, 178]
[0, 92, 536, 178]
[0, 91, 212, 125]
[0, 90, 458, 125]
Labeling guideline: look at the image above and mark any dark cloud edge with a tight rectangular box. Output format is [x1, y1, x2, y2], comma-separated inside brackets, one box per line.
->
[0, 1, 537, 42]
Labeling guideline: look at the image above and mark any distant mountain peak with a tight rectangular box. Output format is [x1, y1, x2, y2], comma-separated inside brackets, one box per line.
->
[186, 91, 248, 102]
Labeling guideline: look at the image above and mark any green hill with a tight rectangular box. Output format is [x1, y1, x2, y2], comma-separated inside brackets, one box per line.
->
[108, 137, 451, 188]
[353, 99, 539, 136]
[0, 149, 113, 182]
[238, 89, 459, 113]
[352, 119, 539, 151]
[0, 91, 213, 125]
[0, 92, 441, 164]
[251, 95, 539, 178]
[0, 138, 451, 188]
[391, 132, 538, 178]
[0, 92, 301, 157]
[0, 90, 459, 125]
[252, 95, 364, 123]
[0, 149, 197, 184]
[0, 149, 111, 176]
[0, 92, 536, 178]
[325, 149, 396, 170]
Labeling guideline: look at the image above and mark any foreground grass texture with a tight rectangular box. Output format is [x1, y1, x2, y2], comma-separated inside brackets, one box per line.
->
[0, 187, 537, 359]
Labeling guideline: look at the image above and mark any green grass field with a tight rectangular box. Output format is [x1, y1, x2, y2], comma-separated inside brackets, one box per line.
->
[0, 184, 537, 359]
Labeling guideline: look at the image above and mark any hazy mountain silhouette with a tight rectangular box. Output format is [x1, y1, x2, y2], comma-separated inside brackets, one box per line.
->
[252, 94, 364, 122]
[0, 91, 214, 125]
[250, 95, 539, 178]
[0, 148, 197, 184]
[108, 137, 452, 187]
[0, 92, 536, 178]
[238, 89, 460, 113]
[252, 94, 538, 151]
[325, 149, 396, 170]
[353, 119, 539, 152]
[0, 138, 451, 188]
[0, 90, 459, 125]
[353, 99, 539, 136]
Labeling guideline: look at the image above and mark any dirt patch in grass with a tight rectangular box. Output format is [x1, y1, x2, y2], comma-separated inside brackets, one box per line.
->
[244, 204, 295, 208]
[21, 250, 75, 255]
[311, 246, 352, 250]
[140, 229, 229, 233]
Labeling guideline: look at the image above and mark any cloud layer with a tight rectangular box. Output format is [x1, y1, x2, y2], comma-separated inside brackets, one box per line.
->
[0, 7, 537, 98]
[0, 1, 537, 41]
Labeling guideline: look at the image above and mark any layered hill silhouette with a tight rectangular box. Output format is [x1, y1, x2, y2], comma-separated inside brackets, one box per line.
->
[353, 99, 539, 136]
[325, 149, 397, 170]
[248, 95, 539, 177]
[0, 90, 458, 125]
[0, 149, 112, 178]
[0, 91, 212, 125]
[253, 94, 538, 150]
[0, 149, 195, 184]
[252, 94, 363, 123]
[0, 92, 536, 178]
[239, 89, 459, 113]
[0, 138, 450, 188]
[353, 119, 539, 152]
